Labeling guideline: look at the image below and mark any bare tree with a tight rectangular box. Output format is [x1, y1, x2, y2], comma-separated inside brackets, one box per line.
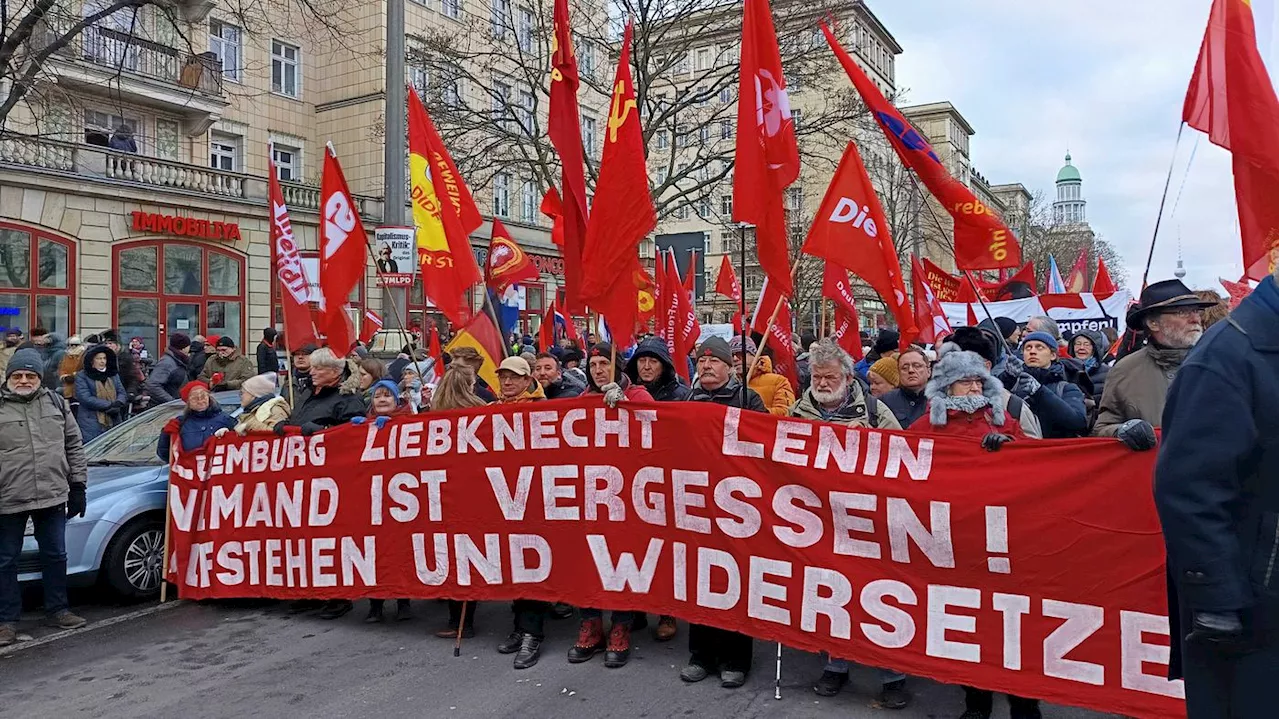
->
[1004, 190, 1127, 291]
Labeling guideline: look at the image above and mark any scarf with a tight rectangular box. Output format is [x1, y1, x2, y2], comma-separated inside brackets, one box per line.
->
[940, 394, 991, 415]
[95, 377, 118, 428]
[1146, 342, 1189, 372]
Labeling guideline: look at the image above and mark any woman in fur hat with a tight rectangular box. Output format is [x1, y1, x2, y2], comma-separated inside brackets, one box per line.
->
[909, 349, 1027, 450]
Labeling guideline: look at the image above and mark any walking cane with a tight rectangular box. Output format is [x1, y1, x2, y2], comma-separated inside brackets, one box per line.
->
[454, 601, 469, 657]
[774, 642, 783, 700]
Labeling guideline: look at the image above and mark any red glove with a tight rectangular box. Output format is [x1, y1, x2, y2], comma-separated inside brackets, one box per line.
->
[163, 417, 181, 435]
[211, 372, 225, 387]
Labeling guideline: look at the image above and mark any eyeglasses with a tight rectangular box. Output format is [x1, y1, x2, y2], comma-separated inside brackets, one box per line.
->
[952, 378, 985, 388]
[1163, 307, 1202, 318]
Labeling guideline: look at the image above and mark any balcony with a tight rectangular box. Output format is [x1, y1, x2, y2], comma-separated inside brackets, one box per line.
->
[0, 134, 383, 221]
[34, 22, 228, 135]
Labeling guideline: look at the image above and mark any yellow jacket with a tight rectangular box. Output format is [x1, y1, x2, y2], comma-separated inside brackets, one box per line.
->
[748, 356, 796, 416]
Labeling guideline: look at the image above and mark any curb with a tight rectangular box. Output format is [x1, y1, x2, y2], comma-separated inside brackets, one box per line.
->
[0, 600, 185, 657]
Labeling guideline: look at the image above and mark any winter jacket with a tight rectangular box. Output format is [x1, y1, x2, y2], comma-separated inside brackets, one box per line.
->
[199, 349, 256, 390]
[1155, 276, 1278, 680]
[1067, 329, 1111, 403]
[73, 345, 127, 442]
[290, 368, 314, 406]
[256, 341, 281, 377]
[283, 376, 366, 431]
[748, 356, 795, 416]
[1093, 343, 1189, 437]
[790, 381, 900, 430]
[57, 347, 86, 397]
[0, 386, 86, 514]
[625, 337, 692, 403]
[234, 395, 292, 435]
[495, 380, 547, 404]
[145, 348, 191, 404]
[880, 386, 929, 428]
[41, 333, 67, 390]
[186, 342, 209, 382]
[543, 371, 587, 399]
[0, 346, 15, 377]
[1020, 361, 1089, 439]
[116, 348, 143, 396]
[690, 377, 767, 414]
[795, 352, 812, 394]
[157, 405, 236, 461]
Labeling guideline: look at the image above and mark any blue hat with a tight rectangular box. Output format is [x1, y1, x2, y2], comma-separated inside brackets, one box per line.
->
[1020, 331, 1059, 352]
[370, 379, 403, 404]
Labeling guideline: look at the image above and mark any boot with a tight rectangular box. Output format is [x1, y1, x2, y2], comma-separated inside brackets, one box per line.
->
[513, 633, 542, 669]
[813, 669, 847, 697]
[603, 622, 631, 668]
[877, 679, 911, 710]
[395, 599, 412, 621]
[550, 602, 574, 619]
[318, 600, 353, 620]
[288, 599, 324, 614]
[566, 618, 605, 663]
[45, 611, 87, 630]
[365, 600, 384, 623]
[653, 615, 677, 642]
[0, 624, 15, 647]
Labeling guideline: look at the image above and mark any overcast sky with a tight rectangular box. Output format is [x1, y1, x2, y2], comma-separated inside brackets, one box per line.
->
[869, 0, 1279, 292]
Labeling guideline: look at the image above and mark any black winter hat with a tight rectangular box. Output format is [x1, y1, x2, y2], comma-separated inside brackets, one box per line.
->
[873, 329, 900, 355]
[948, 326, 997, 365]
[979, 316, 1020, 341]
[169, 333, 192, 351]
[216, 336, 236, 348]
[696, 336, 733, 365]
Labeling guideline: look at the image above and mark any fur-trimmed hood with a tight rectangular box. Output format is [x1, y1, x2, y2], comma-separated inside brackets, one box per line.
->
[923, 350, 1005, 426]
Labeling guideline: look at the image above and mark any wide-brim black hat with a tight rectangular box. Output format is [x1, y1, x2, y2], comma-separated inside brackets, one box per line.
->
[1126, 279, 1218, 330]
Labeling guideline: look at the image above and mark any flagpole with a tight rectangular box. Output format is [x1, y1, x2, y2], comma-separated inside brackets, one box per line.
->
[737, 223, 750, 403]
[745, 254, 802, 385]
[1140, 123, 1186, 289]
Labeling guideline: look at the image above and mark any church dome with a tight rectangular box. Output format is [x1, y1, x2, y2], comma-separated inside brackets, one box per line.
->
[1056, 152, 1081, 183]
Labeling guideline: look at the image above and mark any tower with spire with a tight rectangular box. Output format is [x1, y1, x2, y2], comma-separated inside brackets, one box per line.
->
[1052, 152, 1087, 226]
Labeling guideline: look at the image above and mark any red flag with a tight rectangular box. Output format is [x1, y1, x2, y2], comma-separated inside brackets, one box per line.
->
[359, 310, 383, 345]
[319, 146, 367, 354]
[665, 251, 694, 383]
[426, 325, 444, 383]
[681, 250, 702, 345]
[540, 188, 565, 248]
[803, 142, 916, 348]
[485, 218, 539, 294]
[823, 263, 864, 361]
[830, 306, 863, 361]
[985, 262, 1037, 301]
[1184, 0, 1279, 280]
[1092, 259, 1117, 296]
[715, 254, 745, 331]
[1220, 277, 1253, 308]
[268, 147, 316, 352]
[1063, 248, 1090, 293]
[751, 277, 787, 335]
[656, 249, 676, 348]
[539, 299, 558, 354]
[821, 22, 1021, 271]
[733, 0, 799, 297]
[548, 0, 588, 311]
[911, 255, 952, 345]
[919, 257, 962, 302]
[579, 22, 655, 340]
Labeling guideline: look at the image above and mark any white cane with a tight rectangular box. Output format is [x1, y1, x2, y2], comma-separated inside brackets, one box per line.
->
[773, 641, 783, 699]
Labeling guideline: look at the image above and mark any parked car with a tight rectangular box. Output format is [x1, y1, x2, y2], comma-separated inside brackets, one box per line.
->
[19, 392, 240, 600]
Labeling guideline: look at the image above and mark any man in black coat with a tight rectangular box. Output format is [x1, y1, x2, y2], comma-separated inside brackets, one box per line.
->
[277, 347, 364, 434]
[256, 328, 281, 376]
[532, 352, 585, 399]
[1154, 274, 1277, 719]
[879, 347, 931, 427]
[144, 334, 191, 404]
[625, 337, 692, 403]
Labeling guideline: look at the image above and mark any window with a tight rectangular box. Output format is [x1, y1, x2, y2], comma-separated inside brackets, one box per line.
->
[491, 0, 510, 38]
[441, 0, 461, 19]
[114, 241, 245, 352]
[720, 194, 732, 216]
[209, 20, 241, 82]
[581, 114, 596, 155]
[696, 86, 709, 106]
[272, 143, 301, 181]
[271, 41, 300, 97]
[576, 34, 595, 75]
[791, 109, 802, 131]
[84, 109, 141, 152]
[675, 52, 690, 75]
[655, 167, 668, 184]
[0, 224, 76, 337]
[521, 179, 537, 221]
[209, 132, 239, 171]
[517, 7, 533, 52]
[696, 48, 711, 71]
[786, 187, 803, 211]
[697, 197, 711, 218]
[443, 78, 462, 108]
[696, 164, 709, 182]
[517, 88, 535, 132]
[674, 204, 688, 220]
[657, 129, 669, 150]
[719, 119, 733, 140]
[698, 125, 710, 144]
[409, 64, 429, 96]
[493, 172, 511, 217]
[492, 79, 512, 128]
[719, 87, 732, 104]
[676, 124, 689, 148]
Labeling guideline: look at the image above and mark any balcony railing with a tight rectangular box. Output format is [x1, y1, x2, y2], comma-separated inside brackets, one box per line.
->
[36, 21, 224, 96]
[0, 134, 382, 220]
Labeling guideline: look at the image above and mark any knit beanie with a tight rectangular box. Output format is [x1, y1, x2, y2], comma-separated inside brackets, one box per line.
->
[180, 380, 209, 403]
[241, 373, 277, 399]
[873, 329, 901, 355]
[1020, 331, 1059, 353]
[869, 357, 901, 387]
[169, 333, 192, 351]
[727, 335, 757, 355]
[370, 378, 403, 405]
[5, 348, 44, 379]
[695, 336, 733, 365]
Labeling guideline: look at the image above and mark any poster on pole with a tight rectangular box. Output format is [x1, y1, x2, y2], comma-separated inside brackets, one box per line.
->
[374, 226, 416, 287]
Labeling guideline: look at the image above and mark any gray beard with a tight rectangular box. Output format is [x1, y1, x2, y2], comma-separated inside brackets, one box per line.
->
[811, 382, 848, 407]
[941, 394, 991, 413]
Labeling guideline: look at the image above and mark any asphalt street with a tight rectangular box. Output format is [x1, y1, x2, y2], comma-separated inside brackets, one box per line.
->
[0, 599, 1122, 719]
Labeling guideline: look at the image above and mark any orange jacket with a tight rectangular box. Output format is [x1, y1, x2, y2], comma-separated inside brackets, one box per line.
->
[748, 356, 795, 416]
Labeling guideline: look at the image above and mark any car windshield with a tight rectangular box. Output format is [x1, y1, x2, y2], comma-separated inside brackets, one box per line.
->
[84, 398, 240, 467]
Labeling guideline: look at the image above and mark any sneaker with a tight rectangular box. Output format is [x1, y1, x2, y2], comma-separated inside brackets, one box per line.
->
[877, 679, 911, 710]
[395, 599, 413, 621]
[566, 618, 605, 663]
[435, 625, 476, 639]
[513, 633, 542, 670]
[45, 611, 87, 630]
[813, 669, 848, 697]
[719, 670, 746, 688]
[653, 615, 678, 642]
[0, 624, 15, 647]
[603, 623, 632, 668]
[364, 603, 384, 624]
[318, 600, 353, 620]
[497, 630, 523, 654]
[550, 602, 575, 619]
[679, 664, 709, 683]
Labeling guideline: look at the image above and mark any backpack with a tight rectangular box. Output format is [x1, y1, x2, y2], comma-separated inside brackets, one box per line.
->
[1007, 394, 1024, 421]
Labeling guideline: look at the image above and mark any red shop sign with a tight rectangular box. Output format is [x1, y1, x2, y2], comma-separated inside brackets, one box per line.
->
[132, 211, 243, 241]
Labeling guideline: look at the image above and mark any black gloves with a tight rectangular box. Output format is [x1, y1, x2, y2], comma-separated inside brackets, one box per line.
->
[1187, 611, 1243, 646]
[298, 421, 324, 436]
[273, 422, 288, 436]
[981, 433, 1014, 452]
[66, 485, 86, 519]
[1116, 419, 1157, 451]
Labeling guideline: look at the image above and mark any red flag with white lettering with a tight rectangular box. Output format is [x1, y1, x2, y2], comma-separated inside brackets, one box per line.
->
[823, 263, 863, 360]
[911, 255, 952, 344]
[668, 251, 695, 384]
[268, 147, 316, 352]
[319, 146, 367, 354]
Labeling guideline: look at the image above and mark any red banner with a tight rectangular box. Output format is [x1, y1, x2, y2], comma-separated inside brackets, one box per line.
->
[920, 257, 963, 303]
[167, 399, 1183, 719]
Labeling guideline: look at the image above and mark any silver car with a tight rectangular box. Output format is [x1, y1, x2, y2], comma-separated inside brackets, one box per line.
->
[18, 392, 240, 599]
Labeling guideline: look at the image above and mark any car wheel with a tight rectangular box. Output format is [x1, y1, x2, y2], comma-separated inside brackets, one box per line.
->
[101, 516, 166, 600]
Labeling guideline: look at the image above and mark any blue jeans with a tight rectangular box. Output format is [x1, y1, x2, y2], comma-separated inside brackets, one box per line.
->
[0, 506, 69, 623]
[824, 655, 905, 685]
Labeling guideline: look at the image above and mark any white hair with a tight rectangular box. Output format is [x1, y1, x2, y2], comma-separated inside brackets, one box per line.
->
[807, 339, 856, 377]
[1026, 315, 1061, 341]
[308, 347, 345, 370]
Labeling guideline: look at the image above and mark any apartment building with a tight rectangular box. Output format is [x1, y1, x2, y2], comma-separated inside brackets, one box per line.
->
[0, 0, 603, 348]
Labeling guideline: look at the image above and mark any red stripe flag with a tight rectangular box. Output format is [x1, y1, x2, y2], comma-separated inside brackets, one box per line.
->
[733, 0, 799, 297]
[714, 254, 745, 331]
[911, 255, 952, 345]
[821, 22, 1021, 271]
[485, 218, 539, 295]
[822, 263, 863, 360]
[268, 146, 316, 352]
[359, 311, 383, 345]
[548, 0, 589, 311]
[579, 21, 655, 340]
[802, 141, 916, 348]
[1184, 0, 1279, 280]
[1064, 248, 1090, 293]
[656, 248, 676, 349]
[1092, 259, 1117, 296]
[427, 325, 444, 383]
[319, 145, 367, 354]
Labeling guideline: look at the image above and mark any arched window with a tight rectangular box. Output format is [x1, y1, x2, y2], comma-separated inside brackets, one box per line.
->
[113, 240, 245, 357]
[0, 222, 75, 336]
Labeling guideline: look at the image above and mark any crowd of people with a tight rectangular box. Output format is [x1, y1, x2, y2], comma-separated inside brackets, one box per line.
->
[0, 274, 1273, 719]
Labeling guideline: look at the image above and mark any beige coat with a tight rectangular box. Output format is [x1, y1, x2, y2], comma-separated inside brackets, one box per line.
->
[233, 396, 292, 435]
[1093, 345, 1185, 437]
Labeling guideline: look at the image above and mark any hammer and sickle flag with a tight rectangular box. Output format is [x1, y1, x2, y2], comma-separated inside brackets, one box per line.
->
[580, 20, 655, 341]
